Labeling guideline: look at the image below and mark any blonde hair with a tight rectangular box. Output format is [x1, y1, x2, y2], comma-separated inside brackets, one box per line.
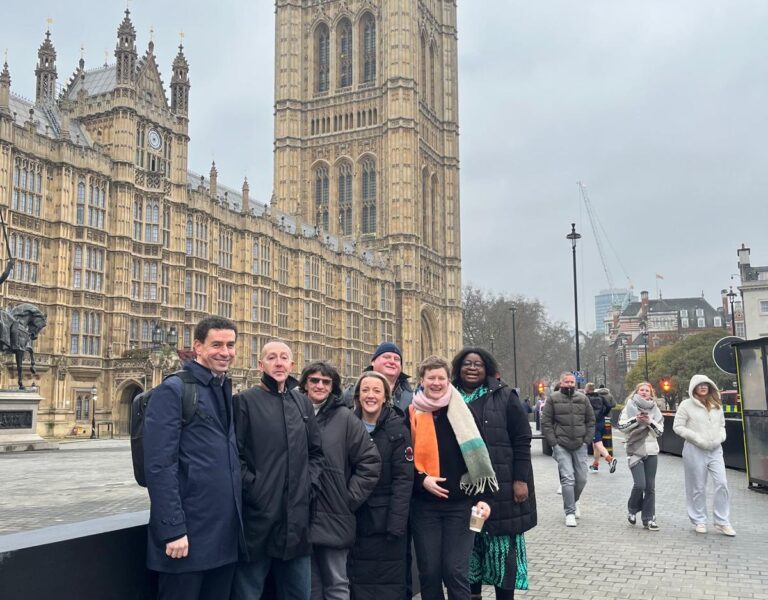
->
[627, 381, 657, 403]
[692, 380, 721, 411]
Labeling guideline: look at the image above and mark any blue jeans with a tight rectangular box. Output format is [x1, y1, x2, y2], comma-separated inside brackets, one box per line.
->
[232, 555, 311, 600]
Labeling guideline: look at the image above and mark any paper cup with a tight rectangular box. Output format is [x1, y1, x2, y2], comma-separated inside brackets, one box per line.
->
[469, 506, 486, 532]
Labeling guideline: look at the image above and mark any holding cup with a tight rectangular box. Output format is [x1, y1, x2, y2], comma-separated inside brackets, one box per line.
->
[469, 504, 487, 532]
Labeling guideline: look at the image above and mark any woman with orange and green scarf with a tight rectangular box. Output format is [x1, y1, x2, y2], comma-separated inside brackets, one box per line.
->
[408, 355, 493, 600]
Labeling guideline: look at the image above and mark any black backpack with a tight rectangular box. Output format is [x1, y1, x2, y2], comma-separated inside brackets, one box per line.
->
[130, 369, 199, 487]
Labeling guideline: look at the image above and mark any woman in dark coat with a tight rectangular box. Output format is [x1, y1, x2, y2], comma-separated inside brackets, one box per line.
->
[452, 347, 537, 600]
[348, 372, 414, 600]
[301, 362, 381, 600]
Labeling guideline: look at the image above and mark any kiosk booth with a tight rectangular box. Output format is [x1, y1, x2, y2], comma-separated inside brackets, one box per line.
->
[733, 337, 768, 491]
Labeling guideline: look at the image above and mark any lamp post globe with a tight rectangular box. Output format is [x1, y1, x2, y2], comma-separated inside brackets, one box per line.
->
[90, 384, 98, 439]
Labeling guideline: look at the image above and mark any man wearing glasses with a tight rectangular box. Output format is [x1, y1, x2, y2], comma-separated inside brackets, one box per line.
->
[232, 341, 325, 600]
[299, 361, 381, 600]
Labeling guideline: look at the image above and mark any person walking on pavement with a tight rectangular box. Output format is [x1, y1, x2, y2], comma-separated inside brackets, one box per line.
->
[673, 375, 736, 536]
[343, 342, 414, 413]
[452, 348, 536, 600]
[233, 341, 325, 600]
[541, 372, 595, 527]
[143, 316, 244, 600]
[618, 382, 664, 531]
[348, 372, 414, 600]
[300, 362, 381, 600]
[584, 382, 617, 474]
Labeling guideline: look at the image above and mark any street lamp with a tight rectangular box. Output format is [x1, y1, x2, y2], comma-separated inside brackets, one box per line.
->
[90, 384, 98, 439]
[510, 305, 518, 388]
[566, 223, 582, 373]
[152, 323, 164, 348]
[726, 286, 737, 336]
[600, 352, 607, 387]
[640, 321, 649, 381]
[167, 325, 179, 348]
[489, 333, 495, 354]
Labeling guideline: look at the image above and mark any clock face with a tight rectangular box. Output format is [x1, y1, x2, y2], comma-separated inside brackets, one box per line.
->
[148, 129, 162, 150]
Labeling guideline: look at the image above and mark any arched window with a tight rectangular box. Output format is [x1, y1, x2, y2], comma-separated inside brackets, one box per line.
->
[431, 174, 440, 252]
[338, 162, 353, 236]
[361, 158, 377, 235]
[361, 13, 376, 83]
[315, 165, 330, 233]
[185, 216, 193, 255]
[422, 168, 431, 247]
[77, 177, 86, 225]
[420, 33, 428, 105]
[133, 198, 143, 241]
[316, 24, 330, 92]
[338, 19, 353, 88]
[429, 42, 436, 109]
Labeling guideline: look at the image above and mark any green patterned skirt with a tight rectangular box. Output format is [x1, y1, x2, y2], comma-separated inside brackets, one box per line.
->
[468, 533, 529, 591]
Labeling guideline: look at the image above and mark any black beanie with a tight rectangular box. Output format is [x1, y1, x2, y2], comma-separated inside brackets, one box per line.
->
[371, 341, 402, 362]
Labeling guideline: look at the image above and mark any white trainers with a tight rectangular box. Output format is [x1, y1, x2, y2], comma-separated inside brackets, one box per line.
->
[694, 523, 707, 534]
[565, 514, 577, 527]
[574, 502, 581, 519]
[556, 485, 562, 495]
[715, 524, 736, 537]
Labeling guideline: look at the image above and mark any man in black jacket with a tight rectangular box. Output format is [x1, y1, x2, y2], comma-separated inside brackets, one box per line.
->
[144, 316, 243, 600]
[233, 341, 325, 600]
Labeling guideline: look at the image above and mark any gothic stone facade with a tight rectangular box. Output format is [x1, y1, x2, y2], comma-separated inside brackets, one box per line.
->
[0, 2, 462, 437]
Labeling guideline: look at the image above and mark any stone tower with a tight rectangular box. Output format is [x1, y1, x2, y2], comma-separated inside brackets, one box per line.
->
[273, 0, 462, 369]
[35, 30, 57, 104]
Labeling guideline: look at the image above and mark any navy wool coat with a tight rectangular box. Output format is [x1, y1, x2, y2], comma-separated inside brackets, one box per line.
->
[144, 360, 244, 573]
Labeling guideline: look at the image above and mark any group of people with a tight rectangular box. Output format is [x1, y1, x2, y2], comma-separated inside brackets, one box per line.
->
[142, 316, 537, 600]
[540, 371, 735, 536]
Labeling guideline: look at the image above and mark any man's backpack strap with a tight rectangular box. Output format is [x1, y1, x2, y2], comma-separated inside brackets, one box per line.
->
[166, 369, 199, 426]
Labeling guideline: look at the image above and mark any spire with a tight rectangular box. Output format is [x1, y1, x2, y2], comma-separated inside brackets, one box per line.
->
[115, 9, 137, 85]
[0, 60, 11, 114]
[241, 177, 250, 212]
[209, 161, 218, 199]
[35, 29, 57, 105]
[170, 38, 190, 116]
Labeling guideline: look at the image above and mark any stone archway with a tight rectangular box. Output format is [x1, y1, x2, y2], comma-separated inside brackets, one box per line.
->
[116, 382, 143, 436]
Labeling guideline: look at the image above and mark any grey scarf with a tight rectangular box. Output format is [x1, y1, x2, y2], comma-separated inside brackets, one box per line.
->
[624, 395, 662, 467]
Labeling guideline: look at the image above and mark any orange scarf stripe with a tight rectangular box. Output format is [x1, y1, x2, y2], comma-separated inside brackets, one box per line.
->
[409, 405, 440, 477]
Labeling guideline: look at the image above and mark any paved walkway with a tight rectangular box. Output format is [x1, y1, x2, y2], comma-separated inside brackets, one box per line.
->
[2, 436, 767, 599]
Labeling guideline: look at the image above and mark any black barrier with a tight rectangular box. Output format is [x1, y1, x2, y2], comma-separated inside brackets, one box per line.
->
[0, 512, 155, 600]
[658, 413, 746, 471]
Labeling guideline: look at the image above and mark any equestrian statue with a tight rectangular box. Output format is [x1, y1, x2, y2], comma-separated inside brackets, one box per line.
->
[0, 209, 48, 389]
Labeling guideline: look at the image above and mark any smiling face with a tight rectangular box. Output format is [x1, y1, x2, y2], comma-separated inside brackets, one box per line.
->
[421, 367, 450, 401]
[259, 342, 294, 388]
[459, 352, 487, 390]
[358, 375, 387, 423]
[371, 352, 402, 384]
[193, 328, 237, 376]
[305, 371, 333, 404]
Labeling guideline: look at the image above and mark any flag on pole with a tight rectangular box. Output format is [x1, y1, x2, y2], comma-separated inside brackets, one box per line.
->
[656, 273, 664, 280]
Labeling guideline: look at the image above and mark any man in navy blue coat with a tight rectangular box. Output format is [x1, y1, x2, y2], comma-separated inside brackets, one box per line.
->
[144, 316, 244, 600]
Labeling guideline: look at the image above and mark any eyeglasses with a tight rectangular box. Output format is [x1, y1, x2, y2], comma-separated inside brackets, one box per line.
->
[461, 361, 485, 369]
[308, 376, 332, 386]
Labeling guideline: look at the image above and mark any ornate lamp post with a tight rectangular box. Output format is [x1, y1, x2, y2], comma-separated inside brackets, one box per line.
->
[640, 320, 649, 381]
[510, 305, 518, 388]
[566, 223, 582, 373]
[167, 325, 179, 348]
[600, 352, 607, 387]
[152, 323, 164, 349]
[90, 384, 98, 439]
[726, 286, 738, 336]
[489, 333, 495, 354]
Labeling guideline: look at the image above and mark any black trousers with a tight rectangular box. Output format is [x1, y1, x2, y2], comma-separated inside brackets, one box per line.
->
[157, 562, 237, 600]
[411, 498, 475, 600]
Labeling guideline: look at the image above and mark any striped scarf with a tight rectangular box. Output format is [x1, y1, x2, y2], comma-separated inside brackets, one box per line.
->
[410, 385, 499, 495]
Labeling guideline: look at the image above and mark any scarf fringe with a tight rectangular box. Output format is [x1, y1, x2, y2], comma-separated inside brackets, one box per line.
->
[461, 476, 500, 496]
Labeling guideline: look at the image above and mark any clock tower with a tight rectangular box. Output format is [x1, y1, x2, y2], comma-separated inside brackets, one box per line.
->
[273, 0, 463, 370]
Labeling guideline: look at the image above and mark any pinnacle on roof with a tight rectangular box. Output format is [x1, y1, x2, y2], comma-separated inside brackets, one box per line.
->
[118, 9, 136, 38]
[1, 61, 10, 84]
[172, 44, 189, 72]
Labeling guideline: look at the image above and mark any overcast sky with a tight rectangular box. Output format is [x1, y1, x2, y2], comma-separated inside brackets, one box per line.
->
[4, 1, 767, 330]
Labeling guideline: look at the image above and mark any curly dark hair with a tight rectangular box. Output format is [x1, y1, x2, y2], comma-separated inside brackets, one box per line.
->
[451, 346, 499, 386]
[299, 361, 343, 398]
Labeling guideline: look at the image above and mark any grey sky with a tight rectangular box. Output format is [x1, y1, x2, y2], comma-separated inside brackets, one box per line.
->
[3, 1, 767, 330]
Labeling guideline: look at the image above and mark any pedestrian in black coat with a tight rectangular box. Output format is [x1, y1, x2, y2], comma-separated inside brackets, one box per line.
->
[348, 372, 414, 600]
[232, 341, 325, 600]
[301, 362, 381, 600]
[144, 317, 244, 600]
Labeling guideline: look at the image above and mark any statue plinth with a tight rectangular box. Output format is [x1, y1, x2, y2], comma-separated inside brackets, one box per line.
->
[0, 389, 59, 452]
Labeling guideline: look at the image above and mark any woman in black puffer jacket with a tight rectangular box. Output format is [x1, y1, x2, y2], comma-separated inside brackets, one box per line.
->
[452, 348, 537, 600]
[349, 371, 414, 600]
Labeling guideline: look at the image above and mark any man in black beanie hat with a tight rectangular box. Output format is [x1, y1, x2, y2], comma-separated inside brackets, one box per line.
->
[342, 341, 413, 413]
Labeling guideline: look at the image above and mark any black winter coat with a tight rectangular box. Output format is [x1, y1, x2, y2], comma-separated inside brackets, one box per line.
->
[465, 378, 537, 536]
[234, 375, 324, 561]
[144, 361, 243, 573]
[354, 406, 414, 538]
[311, 394, 381, 549]
[587, 392, 612, 423]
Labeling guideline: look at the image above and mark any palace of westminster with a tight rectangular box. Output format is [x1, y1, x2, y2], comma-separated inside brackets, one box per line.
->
[0, 0, 462, 436]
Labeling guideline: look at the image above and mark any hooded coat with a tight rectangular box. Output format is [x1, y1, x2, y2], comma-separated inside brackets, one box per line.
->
[673, 374, 726, 451]
[310, 392, 381, 549]
[234, 375, 325, 561]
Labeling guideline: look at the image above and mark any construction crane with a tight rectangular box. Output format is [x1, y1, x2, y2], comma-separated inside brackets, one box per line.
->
[577, 181, 634, 314]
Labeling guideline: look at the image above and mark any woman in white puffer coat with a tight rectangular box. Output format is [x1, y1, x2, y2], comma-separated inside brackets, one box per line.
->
[673, 374, 735, 536]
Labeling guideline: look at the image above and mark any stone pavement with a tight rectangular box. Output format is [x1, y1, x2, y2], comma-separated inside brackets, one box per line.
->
[2, 436, 768, 599]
